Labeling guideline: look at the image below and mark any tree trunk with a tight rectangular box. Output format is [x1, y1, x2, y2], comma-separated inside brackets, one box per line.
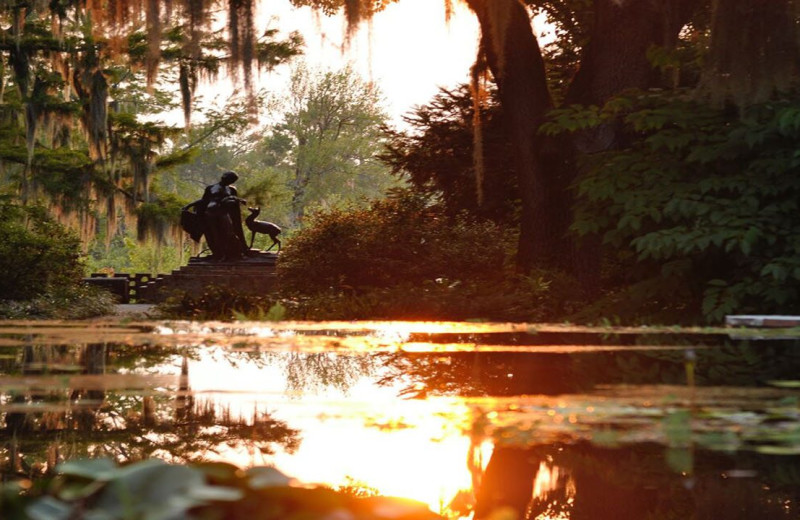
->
[473, 446, 540, 519]
[698, 0, 798, 107]
[290, 170, 309, 226]
[566, 0, 697, 106]
[465, 0, 699, 279]
[465, 0, 555, 272]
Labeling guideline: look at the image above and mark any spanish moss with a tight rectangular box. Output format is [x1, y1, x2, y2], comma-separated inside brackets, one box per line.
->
[469, 59, 487, 207]
[146, 0, 162, 87]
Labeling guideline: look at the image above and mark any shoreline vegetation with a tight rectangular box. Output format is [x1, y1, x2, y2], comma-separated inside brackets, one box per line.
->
[1, 185, 797, 326]
[2, 2, 799, 325]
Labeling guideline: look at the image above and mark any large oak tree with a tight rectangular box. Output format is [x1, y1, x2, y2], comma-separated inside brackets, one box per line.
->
[295, 0, 799, 281]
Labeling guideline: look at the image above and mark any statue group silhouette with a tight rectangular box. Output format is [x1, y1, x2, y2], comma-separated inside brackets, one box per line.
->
[181, 171, 281, 261]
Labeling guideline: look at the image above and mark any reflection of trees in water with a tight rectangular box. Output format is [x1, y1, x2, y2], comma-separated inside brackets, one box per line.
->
[187, 347, 377, 396]
[376, 339, 800, 398]
[378, 345, 800, 518]
[474, 443, 800, 519]
[569, 338, 800, 389]
[0, 344, 299, 481]
[375, 352, 575, 398]
[283, 352, 376, 396]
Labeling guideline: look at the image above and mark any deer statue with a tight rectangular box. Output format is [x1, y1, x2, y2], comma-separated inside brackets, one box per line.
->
[244, 207, 282, 252]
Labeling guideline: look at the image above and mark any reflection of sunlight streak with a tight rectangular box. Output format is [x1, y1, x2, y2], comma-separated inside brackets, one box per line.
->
[273, 410, 472, 513]
[531, 461, 576, 520]
[152, 322, 705, 354]
[533, 462, 560, 498]
[154, 320, 531, 337]
[183, 347, 491, 516]
[370, 322, 417, 343]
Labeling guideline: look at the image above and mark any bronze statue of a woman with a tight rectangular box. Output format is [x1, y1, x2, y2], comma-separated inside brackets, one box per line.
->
[182, 171, 250, 261]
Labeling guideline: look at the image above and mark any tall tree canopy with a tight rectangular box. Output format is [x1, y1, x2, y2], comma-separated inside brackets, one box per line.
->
[273, 64, 394, 225]
[164, 64, 396, 233]
[302, 0, 800, 282]
[0, 0, 302, 243]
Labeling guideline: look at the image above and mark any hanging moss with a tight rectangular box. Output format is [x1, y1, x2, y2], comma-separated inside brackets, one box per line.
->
[135, 193, 184, 243]
[1, 0, 303, 254]
[145, 0, 162, 87]
[109, 111, 183, 203]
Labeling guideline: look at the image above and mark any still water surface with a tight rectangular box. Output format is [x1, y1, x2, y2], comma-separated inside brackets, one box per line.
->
[1, 320, 799, 518]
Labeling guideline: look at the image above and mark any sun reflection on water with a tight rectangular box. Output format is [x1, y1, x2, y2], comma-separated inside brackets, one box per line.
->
[531, 461, 576, 520]
[6, 320, 800, 518]
[184, 346, 494, 516]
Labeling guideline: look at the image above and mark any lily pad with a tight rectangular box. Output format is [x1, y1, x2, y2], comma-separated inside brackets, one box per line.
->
[56, 458, 117, 481]
[25, 496, 73, 520]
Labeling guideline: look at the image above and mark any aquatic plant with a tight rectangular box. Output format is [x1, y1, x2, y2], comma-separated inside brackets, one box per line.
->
[0, 458, 440, 520]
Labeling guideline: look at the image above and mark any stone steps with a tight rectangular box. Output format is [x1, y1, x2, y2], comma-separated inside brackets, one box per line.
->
[138, 252, 278, 303]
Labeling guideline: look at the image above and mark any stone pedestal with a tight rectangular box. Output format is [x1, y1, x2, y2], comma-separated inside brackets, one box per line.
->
[138, 252, 277, 303]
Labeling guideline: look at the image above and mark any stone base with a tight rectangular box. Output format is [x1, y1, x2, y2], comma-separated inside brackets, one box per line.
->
[138, 251, 278, 303]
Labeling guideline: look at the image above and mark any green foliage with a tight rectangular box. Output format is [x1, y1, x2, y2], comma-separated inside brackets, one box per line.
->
[380, 85, 518, 224]
[271, 64, 399, 224]
[0, 201, 85, 301]
[85, 224, 189, 278]
[0, 131, 94, 210]
[124, 237, 185, 275]
[0, 458, 440, 520]
[278, 189, 507, 291]
[555, 90, 800, 322]
[0, 284, 116, 319]
[158, 285, 281, 321]
[135, 192, 185, 242]
[233, 301, 287, 321]
[277, 189, 584, 321]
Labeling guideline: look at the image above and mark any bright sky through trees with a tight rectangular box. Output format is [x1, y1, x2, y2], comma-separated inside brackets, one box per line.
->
[196, 0, 480, 125]
[298, 0, 480, 122]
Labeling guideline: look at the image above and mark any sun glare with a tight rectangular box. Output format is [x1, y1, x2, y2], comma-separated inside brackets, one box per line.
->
[184, 347, 494, 516]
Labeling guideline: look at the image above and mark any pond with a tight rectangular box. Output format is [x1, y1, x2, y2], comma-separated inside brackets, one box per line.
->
[1, 319, 799, 519]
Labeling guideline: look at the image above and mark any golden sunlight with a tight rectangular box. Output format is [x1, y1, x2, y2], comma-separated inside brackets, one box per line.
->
[184, 347, 494, 516]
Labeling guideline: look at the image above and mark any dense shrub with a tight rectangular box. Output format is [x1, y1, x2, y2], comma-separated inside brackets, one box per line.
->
[283, 276, 581, 322]
[276, 190, 584, 321]
[0, 284, 116, 319]
[278, 190, 509, 291]
[0, 200, 85, 301]
[157, 285, 283, 321]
